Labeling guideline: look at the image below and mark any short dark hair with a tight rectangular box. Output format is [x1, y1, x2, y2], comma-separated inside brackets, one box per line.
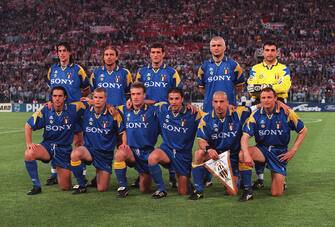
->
[51, 86, 67, 98]
[130, 82, 146, 93]
[168, 87, 184, 98]
[56, 42, 71, 52]
[150, 43, 165, 52]
[263, 41, 278, 49]
[261, 87, 277, 97]
[94, 87, 107, 96]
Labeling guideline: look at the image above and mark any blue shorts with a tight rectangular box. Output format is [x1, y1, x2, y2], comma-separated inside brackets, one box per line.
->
[256, 144, 288, 176]
[130, 147, 153, 174]
[160, 143, 192, 176]
[40, 142, 72, 169]
[86, 147, 114, 174]
[218, 150, 239, 177]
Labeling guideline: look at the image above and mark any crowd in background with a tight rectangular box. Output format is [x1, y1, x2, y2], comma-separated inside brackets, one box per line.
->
[0, 0, 334, 103]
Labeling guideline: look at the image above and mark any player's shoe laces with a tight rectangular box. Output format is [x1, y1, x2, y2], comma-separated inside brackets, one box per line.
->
[27, 186, 42, 195]
[152, 190, 167, 199]
[117, 186, 129, 198]
[72, 185, 87, 194]
[131, 177, 139, 188]
[188, 190, 203, 200]
[239, 189, 253, 202]
[45, 175, 58, 186]
[252, 179, 264, 190]
[87, 176, 97, 188]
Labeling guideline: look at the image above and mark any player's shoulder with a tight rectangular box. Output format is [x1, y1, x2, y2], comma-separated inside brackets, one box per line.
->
[251, 62, 264, 71]
[234, 106, 251, 115]
[69, 101, 86, 111]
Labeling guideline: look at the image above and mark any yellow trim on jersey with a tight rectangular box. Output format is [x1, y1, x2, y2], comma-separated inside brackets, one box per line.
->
[192, 162, 205, 168]
[125, 69, 133, 86]
[89, 72, 95, 87]
[72, 101, 86, 112]
[47, 68, 51, 81]
[235, 106, 249, 119]
[117, 105, 125, 114]
[197, 67, 204, 81]
[234, 63, 244, 80]
[113, 111, 123, 128]
[71, 160, 82, 167]
[287, 109, 300, 127]
[173, 71, 181, 87]
[32, 109, 43, 125]
[113, 161, 126, 169]
[135, 72, 141, 82]
[77, 65, 87, 80]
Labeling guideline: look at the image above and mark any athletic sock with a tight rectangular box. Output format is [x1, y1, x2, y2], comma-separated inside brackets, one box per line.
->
[70, 160, 86, 187]
[25, 160, 41, 188]
[149, 164, 166, 192]
[192, 165, 205, 192]
[114, 161, 128, 188]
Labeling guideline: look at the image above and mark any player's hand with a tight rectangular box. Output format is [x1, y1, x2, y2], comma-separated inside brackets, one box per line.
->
[278, 149, 297, 162]
[247, 84, 262, 93]
[106, 104, 117, 117]
[261, 84, 272, 90]
[276, 100, 290, 115]
[126, 99, 133, 110]
[45, 101, 53, 109]
[186, 103, 198, 114]
[208, 149, 219, 160]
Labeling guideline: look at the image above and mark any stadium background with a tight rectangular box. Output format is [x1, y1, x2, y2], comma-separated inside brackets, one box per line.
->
[0, 0, 334, 226]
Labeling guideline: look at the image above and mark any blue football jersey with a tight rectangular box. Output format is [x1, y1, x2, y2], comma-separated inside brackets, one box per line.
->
[136, 64, 181, 102]
[243, 107, 305, 148]
[197, 106, 251, 153]
[47, 63, 89, 102]
[118, 104, 159, 150]
[155, 102, 202, 152]
[90, 65, 133, 106]
[27, 102, 86, 146]
[197, 57, 245, 112]
[82, 105, 125, 154]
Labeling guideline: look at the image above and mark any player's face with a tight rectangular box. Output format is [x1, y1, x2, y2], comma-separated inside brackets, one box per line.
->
[212, 94, 229, 115]
[150, 48, 165, 65]
[93, 91, 106, 108]
[263, 45, 277, 63]
[210, 40, 226, 58]
[104, 49, 118, 66]
[168, 92, 183, 112]
[131, 87, 145, 106]
[57, 45, 70, 64]
[52, 89, 66, 108]
[260, 90, 277, 109]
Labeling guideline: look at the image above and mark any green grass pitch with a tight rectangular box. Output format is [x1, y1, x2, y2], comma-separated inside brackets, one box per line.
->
[0, 112, 334, 226]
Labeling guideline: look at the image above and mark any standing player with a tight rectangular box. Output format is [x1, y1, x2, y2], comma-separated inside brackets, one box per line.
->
[70, 88, 125, 194]
[135, 43, 181, 187]
[90, 45, 133, 106]
[148, 88, 202, 198]
[197, 36, 245, 113]
[24, 86, 85, 195]
[247, 41, 292, 189]
[189, 91, 251, 200]
[46, 42, 90, 185]
[239, 88, 307, 201]
[113, 82, 160, 197]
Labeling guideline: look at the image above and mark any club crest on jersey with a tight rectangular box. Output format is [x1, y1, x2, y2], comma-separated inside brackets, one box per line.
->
[63, 116, 69, 124]
[181, 118, 186, 127]
[209, 68, 214, 75]
[89, 117, 94, 126]
[259, 74, 264, 79]
[103, 120, 108, 128]
[224, 68, 229, 75]
[161, 75, 167, 81]
[229, 123, 234, 131]
[142, 114, 146, 122]
[116, 76, 120, 83]
[67, 73, 72, 79]
[146, 73, 151, 81]
[100, 74, 104, 81]
[276, 121, 281, 129]
[260, 119, 266, 128]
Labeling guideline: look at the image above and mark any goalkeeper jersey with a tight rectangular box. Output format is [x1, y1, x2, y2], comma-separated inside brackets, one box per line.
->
[248, 60, 291, 100]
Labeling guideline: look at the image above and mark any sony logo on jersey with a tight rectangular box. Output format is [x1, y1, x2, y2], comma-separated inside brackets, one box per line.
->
[50, 78, 75, 85]
[46, 124, 72, 131]
[207, 75, 231, 82]
[211, 131, 237, 140]
[85, 126, 110, 134]
[126, 122, 149, 128]
[258, 129, 284, 136]
[98, 82, 122, 89]
[162, 122, 188, 134]
[144, 81, 168, 88]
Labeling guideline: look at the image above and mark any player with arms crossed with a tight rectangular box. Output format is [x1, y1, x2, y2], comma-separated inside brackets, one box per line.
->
[24, 86, 85, 195]
[247, 41, 292, 190]
[239, 88, 307, 201]
[148, 88, 202, 198]
[113, 82, 160, 197]
[70, 88, 125, 194]
[189, 91, 251, 200]
[45, 42, 90, 185]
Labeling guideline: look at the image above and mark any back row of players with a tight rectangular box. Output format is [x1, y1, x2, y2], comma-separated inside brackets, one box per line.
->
[24, 36, 307, 201]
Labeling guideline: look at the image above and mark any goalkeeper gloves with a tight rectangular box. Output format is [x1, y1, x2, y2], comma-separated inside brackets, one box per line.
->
[247, 84, 272, 93]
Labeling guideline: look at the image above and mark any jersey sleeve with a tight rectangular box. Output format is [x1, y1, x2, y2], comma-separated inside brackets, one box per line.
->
[78, 65, 90, 89]
[46, 67, 52, 88]
[272, 66, 291, 95]
[125, 69, 133, 93]
[196, 115, 210, 141]
[113, 111, 125, 134]
[287, 109, 305, 133]
[247, 66, 258, 85]
[172, 69, 182, 88]
[234, 61, 245, 86]
[196, 64, 205, 87]
[135, 70, 142, 82]
[89, 72, 96, 92]
[243, 113, 256, 137]
[27, 107, 46, 130]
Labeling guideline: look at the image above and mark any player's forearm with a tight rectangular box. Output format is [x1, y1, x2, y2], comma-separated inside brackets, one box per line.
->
[290, 127, 308, 153]
[198, 139, 209, 151]
[24, 123, 33, 145]
[241, 134, 250, 153]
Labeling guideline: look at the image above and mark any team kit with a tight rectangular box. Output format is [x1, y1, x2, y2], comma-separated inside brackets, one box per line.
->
[23, 37, 307, 202]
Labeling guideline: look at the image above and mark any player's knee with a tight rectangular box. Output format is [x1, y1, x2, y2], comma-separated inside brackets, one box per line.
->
[70, 149, 81, 161]
[114, 150, 125, 161]
[148, 153, 159, 165]
[24, 150, 35, 161]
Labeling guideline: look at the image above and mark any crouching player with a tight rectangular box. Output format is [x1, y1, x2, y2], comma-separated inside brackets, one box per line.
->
[189, 91, 251, 200]
[24, 86, 85, 195]
[239, 88, 307, 201]
[148, 88, 202, 198]
[70, 88, 125, 194]
[113, 82, 159, 197]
